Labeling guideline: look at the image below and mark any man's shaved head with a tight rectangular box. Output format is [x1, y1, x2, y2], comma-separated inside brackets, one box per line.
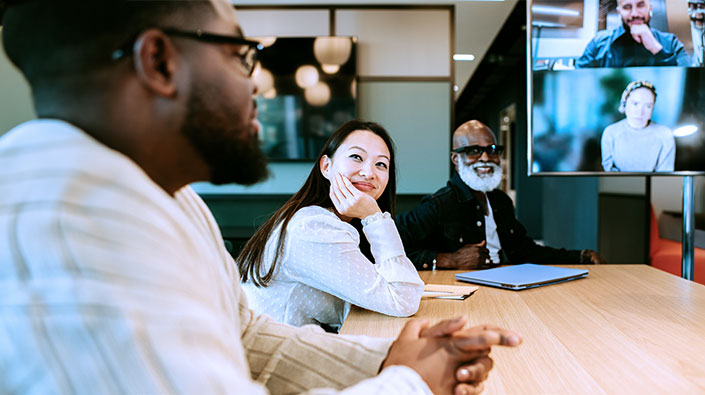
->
[2, 0, 217, 97]
[452, 120, 497, 151]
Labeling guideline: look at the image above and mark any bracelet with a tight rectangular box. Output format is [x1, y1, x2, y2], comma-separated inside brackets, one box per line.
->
[361, 211, 391, 227]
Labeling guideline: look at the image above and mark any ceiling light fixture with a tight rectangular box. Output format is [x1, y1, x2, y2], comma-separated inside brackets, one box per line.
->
[673, 125, 698, 137]
[453, 54, 475, 61]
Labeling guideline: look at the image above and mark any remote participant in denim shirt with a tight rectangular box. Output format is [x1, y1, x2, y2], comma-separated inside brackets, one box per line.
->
[576, 0, 690, 68]
[396, 121, 606, 271]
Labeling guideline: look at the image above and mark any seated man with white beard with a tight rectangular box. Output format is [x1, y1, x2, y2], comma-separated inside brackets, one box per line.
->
[396, 120, 605, 270]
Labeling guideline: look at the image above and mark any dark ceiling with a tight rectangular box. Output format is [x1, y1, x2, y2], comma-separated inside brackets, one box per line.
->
[455, 1, 527, 127]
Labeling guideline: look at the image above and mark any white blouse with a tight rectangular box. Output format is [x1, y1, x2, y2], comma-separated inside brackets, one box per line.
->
[242, 206, 424, 329]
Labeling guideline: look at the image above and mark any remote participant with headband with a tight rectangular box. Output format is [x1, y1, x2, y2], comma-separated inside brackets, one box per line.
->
[396, 120, 606, 271]
[601, 80, 675, 172]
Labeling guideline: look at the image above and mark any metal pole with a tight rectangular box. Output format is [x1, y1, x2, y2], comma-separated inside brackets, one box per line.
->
[682, 176, 695, 281]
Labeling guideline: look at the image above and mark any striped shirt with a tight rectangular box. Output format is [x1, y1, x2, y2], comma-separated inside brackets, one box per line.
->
[0, 119, 431, 394]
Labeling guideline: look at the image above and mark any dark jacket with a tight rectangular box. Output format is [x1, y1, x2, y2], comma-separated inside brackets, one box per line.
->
[576, 25, 689, 68]
[396, 173, 581, 270]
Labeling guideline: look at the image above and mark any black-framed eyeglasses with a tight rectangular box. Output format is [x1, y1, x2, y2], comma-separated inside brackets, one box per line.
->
[452, 144, 504, 157]
[111, 28, 263, 76]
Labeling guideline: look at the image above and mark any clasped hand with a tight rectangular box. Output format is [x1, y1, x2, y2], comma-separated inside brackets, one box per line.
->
[329, 173, 381, 220]
[382, 316, 522, 395]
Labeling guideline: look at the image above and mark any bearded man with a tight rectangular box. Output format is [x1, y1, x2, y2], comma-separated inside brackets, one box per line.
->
[396, 120, 605, 271]
[688, 0, 705, 66]
[576, 0, 689, 68]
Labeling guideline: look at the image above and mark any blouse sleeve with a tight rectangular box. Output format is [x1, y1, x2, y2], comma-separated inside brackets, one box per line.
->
[282, 207, 424, 317]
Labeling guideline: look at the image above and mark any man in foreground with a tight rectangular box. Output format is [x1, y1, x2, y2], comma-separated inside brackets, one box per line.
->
[396, 120, 605, 270]
[576, 0, 689, 67]
[0, 1, 521, 393]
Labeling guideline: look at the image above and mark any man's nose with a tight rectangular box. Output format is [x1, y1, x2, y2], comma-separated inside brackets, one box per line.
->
[479, 151, 491, 162]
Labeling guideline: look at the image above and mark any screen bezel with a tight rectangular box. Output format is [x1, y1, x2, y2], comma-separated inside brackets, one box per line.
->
[525, 0, 705, 177]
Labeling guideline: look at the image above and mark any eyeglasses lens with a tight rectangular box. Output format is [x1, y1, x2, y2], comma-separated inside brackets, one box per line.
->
[242, 46, 258, 76]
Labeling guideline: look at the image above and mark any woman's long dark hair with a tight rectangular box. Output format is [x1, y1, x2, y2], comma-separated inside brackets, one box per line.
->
[238, 120, 398, 286]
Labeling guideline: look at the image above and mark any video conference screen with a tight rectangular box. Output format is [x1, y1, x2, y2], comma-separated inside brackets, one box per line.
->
[528, 0, 705, 175]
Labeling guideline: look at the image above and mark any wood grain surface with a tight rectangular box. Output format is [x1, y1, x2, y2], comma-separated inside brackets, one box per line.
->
[340, 265, 705, 394]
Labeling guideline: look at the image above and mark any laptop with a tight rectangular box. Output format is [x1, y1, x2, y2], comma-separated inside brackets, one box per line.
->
[455, 264, 588, 291]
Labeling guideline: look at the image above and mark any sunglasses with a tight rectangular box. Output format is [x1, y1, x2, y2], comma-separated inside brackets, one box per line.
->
[452, 144, 504, 157]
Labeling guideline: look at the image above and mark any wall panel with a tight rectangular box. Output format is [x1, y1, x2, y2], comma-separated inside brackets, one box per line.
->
[237, 9, 330, 36]
[336, 9, 451, 77]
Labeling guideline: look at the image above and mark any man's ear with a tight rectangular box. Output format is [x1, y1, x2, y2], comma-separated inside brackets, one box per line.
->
[451, 152, 459, 169]
[132, 29, 178, 98]
[320, 155, 331, 179]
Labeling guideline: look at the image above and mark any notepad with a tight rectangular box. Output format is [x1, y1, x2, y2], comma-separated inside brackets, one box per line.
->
[454, 264, 588, 291]
[423, 284, 478, 300]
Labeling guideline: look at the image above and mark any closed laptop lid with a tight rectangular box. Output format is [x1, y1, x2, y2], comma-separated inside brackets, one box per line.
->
[455, 264, 588, 290]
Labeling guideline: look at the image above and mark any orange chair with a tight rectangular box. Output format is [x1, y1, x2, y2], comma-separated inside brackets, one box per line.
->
[649, 208, 705, 285]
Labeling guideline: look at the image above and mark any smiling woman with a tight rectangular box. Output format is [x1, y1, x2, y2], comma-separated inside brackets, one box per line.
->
[237, 119, 424, 331]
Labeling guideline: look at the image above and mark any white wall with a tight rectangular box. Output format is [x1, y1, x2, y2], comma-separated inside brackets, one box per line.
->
[336, 9, 450, 77]
[196, 6, 453, 195]
[238, 9, 330, 36]
[651, 177, 705, 217]
[531, 0, 598, 58]
[0, 29, 36, 137]
[235, 0, 521, 101]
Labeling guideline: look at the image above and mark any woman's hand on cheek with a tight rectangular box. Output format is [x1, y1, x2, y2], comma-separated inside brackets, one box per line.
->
[329, 173, 381, 220]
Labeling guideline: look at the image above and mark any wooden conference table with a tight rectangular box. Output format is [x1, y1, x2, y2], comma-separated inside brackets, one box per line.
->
[340, 265, 705, 393]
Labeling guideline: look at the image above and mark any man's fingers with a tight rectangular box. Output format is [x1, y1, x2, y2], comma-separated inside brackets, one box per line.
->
[456, 356, 494, 383]
[452, 327, 522, 350]
[469, 240, 486, 247]
[396, 318, 429, 341]
[455, 382, 484, 395]
[419, 316, 467, 338]
[477, 249, 490, 262]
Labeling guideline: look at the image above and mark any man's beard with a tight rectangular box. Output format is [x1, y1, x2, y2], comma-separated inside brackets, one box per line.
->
[622, 17, 649, 32]
[458, 160, 503, 193]
[690, 6, 705, 30]
[181, 85, 269, 186]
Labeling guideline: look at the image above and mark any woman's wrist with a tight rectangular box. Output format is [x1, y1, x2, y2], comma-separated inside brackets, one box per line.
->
[361, 211, 390, 227]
